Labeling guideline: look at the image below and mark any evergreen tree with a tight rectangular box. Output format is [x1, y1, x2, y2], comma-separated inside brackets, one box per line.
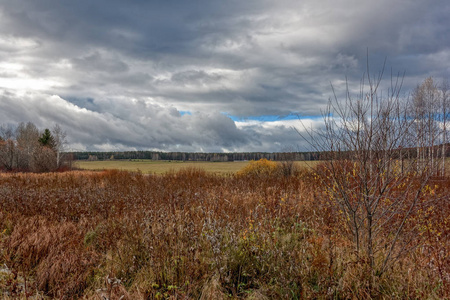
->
[38, 128, 56, 149]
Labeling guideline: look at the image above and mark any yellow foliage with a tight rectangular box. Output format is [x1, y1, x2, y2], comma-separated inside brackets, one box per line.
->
[237, 158, 278, 177]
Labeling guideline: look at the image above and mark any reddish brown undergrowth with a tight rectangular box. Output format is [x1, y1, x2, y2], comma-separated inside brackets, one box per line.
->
[0, 167, 448, 299]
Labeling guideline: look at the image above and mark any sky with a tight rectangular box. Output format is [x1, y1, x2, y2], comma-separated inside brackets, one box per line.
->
[0, 0, 449, 152]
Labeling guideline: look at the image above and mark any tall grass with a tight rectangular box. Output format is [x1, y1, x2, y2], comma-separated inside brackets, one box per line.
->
[0, 167, 448, 299]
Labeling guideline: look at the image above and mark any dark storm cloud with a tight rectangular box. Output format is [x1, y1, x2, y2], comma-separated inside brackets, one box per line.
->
[0, 0, 449, 151]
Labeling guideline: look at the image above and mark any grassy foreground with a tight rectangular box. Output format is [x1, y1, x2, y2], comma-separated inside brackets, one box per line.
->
[0, 167, 448, 299]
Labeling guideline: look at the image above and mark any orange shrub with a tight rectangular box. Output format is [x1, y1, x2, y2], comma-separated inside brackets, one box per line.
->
[237, 158, 278, 177]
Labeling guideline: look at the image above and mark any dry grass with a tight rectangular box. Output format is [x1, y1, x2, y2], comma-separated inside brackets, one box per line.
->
[0, 165, 448, 299]
[74, 160, 319, 175]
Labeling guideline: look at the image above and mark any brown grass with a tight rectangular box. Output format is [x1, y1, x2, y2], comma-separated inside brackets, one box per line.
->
[0, 165, 448, 299]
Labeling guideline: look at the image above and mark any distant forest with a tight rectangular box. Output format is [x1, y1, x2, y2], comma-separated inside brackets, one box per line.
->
[69, 143, 450, 163]
[69, 151, 321, 162]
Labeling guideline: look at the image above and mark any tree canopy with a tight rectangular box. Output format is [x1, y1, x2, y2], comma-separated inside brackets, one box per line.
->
[0, 123, 67, 172]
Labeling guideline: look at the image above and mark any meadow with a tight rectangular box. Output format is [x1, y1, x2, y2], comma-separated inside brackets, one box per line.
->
[74, 160, 318, 175]
[74, 160, 250, 175]
[0, 161, 448, 299]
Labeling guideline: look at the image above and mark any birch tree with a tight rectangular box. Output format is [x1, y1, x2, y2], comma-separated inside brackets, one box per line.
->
[412, 77, 441, 175]
[16, 122, 40, 170]
[439, 79, 449, 176]
[52, 124, 67, 168]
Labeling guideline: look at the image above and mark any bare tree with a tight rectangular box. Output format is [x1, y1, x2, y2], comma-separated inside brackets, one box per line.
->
[298, 59, 434, 286]
[278, 146, 298, 176]
[16, 122, 40, 170]
[52, 124, 67, 168]
[33, 145, 57, 172]
[0, 124, 17, 171]
[0, 139, 17, 171]
[439, 78, 449, 176]
[0, 124, 15, 141]
[412, 77, 441, 175]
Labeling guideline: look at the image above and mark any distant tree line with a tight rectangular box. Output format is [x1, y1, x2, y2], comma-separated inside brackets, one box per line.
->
[70, 145, 449, 164]
[70, 150, 322, 162]
[0, 122, 68, 172]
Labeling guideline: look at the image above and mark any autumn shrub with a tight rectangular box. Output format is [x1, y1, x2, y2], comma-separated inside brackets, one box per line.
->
[236, 158, 278, 177]
[237, 158, 305, 178]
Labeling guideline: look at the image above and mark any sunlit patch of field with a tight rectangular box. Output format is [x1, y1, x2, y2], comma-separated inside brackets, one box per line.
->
[74, 159, 318, 175]
[74, 160, 249, 174]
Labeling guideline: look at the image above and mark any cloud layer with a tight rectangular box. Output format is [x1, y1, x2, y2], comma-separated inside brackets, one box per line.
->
[0, 1, 449, 152]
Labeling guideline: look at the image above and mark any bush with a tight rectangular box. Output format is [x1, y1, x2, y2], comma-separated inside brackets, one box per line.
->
[237, 159, 278, 177]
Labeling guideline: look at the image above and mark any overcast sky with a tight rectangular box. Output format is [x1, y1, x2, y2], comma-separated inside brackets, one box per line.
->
[0, 1, 449, 152]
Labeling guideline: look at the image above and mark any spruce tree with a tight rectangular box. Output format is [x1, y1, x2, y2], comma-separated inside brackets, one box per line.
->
[38, 128, 56, 149]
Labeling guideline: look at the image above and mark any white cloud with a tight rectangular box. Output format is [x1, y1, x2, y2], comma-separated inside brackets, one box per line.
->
[0, 35, 39, 52]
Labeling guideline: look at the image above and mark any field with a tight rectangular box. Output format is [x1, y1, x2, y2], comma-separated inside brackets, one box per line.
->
[74, 160, 318, 175]
[74, 160, 250, 175]
[0, 162, 448, 299]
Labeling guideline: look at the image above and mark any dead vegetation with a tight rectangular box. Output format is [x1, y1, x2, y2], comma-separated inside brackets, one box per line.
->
[0, 166, 448, 299]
